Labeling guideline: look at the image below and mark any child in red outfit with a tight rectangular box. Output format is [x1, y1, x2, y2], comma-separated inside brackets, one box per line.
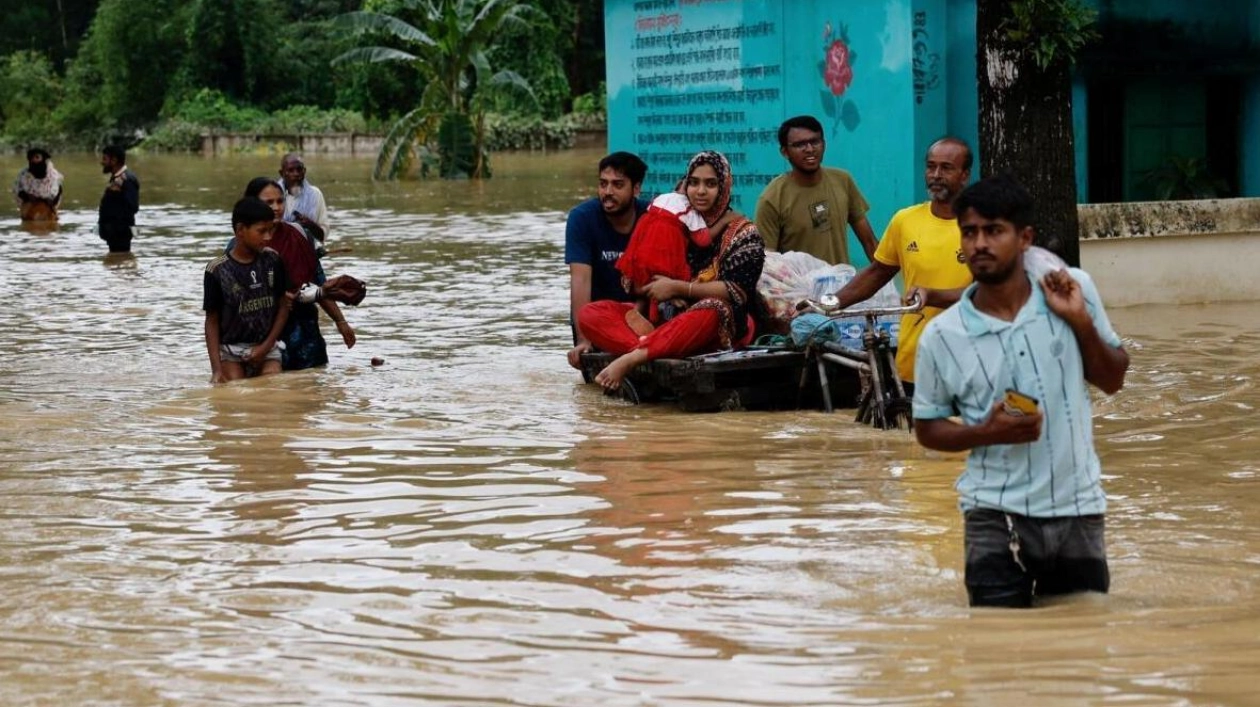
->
[617, 191, 721, 325]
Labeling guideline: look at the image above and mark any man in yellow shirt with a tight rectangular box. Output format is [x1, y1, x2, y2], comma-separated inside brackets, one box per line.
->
[827, 137, 974, 390]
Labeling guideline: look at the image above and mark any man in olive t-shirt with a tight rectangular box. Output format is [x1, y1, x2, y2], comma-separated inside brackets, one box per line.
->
[755, 115, 878, 265]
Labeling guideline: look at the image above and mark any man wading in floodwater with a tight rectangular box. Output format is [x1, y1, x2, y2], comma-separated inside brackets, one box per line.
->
[912, 175, 1129, 608]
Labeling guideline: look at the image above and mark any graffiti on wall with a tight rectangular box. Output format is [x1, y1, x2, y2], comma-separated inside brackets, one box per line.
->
[912, 11, 941, 105]
[620, 0, 784, 205]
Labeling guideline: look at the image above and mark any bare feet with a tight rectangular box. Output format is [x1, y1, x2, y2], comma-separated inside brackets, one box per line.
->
[625, 308, 655, 337]
[594, 348, 649, 392]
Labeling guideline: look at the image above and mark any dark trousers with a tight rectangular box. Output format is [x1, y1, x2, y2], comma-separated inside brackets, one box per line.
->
[99, 222, 134, 253]
[964, 508, 1109, 608]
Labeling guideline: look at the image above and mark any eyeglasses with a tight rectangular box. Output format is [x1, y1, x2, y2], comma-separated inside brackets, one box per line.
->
[788, 137, 823, 151]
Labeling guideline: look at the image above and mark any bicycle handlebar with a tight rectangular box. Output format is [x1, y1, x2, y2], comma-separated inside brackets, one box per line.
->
[795, 292, 924, 319]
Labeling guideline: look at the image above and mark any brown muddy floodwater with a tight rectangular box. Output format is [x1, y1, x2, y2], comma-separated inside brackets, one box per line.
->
[1, 149, 1257, 706]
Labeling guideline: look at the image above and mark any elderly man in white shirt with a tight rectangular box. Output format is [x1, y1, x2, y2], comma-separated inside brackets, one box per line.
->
[279, 152, 330, 254]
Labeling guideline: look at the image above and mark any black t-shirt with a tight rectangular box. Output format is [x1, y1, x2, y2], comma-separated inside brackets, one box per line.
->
[203, 249, 290, 345]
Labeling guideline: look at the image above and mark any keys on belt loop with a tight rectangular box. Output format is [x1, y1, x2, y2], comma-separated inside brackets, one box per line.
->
[1006, 513, 1027, 573]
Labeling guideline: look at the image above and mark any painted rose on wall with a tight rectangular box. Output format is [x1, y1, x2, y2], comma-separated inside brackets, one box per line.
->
[824, 37, 853, 95]
[820, 21, 860, 134]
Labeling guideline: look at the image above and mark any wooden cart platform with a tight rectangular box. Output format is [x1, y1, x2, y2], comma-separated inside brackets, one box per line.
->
[579, 347, 862, 413]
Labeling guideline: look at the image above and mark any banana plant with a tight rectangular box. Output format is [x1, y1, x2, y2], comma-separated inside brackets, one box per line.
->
[333, 0, 539, 179]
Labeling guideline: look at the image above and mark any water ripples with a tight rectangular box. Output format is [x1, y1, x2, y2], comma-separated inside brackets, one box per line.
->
[1, 153, 1258, 705]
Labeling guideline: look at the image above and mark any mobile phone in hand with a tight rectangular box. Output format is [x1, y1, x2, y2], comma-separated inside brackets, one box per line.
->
[1003, 389, 1040, 416]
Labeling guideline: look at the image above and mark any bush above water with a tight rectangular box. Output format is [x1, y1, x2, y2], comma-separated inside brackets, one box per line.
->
[483, 114, 576, 151]
[141, 90, 380, 152]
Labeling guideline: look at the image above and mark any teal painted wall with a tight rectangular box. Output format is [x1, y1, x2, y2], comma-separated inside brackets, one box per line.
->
[944, 0, 978, 167]
[912, 0, 950, 175]
[1100, 0, 1247, 43]
[606, 0, 948, 267]
[1247, 81, 1260, 197]
[606, 1, 785, 213]
[1246, 2, 1260, 196]
[607, 0, 1260, 225]
[1073, 80, 1089, 198]
[1080, 0, 1260, 199]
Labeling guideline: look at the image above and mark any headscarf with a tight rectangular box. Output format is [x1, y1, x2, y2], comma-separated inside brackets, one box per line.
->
[676, 150, 732, 226]
[27, 149, 50, 180]
[14, 161, 63, 202]
[676, 150, 765, 348]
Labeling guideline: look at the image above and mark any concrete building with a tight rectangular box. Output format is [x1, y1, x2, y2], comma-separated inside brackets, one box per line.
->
[607, 0, 1260, 302]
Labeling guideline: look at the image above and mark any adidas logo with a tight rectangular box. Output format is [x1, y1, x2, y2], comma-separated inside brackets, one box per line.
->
[907, 241, 919, 252]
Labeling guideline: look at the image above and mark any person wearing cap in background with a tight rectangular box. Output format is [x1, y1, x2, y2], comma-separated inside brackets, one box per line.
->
[13, 147, 64, 223]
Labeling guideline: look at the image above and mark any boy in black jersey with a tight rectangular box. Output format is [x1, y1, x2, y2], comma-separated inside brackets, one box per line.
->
[203, 198, 293, 383]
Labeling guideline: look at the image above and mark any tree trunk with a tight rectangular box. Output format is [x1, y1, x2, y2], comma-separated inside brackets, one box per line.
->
[55, 0, 69, 53]
[976, 0, 1081, 266]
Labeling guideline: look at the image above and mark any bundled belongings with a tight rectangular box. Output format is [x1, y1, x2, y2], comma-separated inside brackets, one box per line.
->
[756, 251, 901, 344]
[297, 274, 368, 306]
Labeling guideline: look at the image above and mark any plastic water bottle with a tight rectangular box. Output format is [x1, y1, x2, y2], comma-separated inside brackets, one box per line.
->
[811, 273, 838, 301]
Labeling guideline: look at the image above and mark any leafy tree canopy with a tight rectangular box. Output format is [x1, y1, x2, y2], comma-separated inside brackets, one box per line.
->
[0, 0, 603, 151]
[333, 0, 546, 179]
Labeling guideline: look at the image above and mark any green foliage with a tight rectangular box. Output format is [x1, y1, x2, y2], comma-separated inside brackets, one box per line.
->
[436, 111, 482, 177]
[64, 0, 189, 132]
[565, 83, 607, 130]
[571, 81, 605, 116]
[0, 0, 602, 152]
[554, 0, 605, 100]
[0, 0, 98, 68]
[176, 0, 259, 101]
[262, 105, 370, 133]
[1001, 0, 1100, 70]
[0, 51, 64, 146]
[262, 6, 377, 112]
[142, 89, 376, 151]
[49, 55, 108, 143]
[564, 111, 606, 130]
[163, 89, 268, 131]
[482, 113, 576, 151]
[1141, 156, 1231, 201]
[140, 120, 209, 152]
[143, 88, 264, 152]
[332, 59, 421, 122]
[487, 6, 570, 118]
[333, 0, 543, 179]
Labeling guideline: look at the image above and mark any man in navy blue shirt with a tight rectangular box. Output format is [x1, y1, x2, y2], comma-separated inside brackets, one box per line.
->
[98, 145, 140, 253]
[565, 152, 649, 370]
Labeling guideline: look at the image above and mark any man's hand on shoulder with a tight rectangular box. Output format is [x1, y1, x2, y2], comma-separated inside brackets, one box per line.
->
[1040, 269, 1089, 329]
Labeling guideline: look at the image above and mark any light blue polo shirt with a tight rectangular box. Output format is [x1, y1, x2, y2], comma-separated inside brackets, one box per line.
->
[913, 268, 1123, 518]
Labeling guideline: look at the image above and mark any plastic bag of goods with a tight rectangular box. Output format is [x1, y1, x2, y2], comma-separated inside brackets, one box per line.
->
[757, 250, 856, 324]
